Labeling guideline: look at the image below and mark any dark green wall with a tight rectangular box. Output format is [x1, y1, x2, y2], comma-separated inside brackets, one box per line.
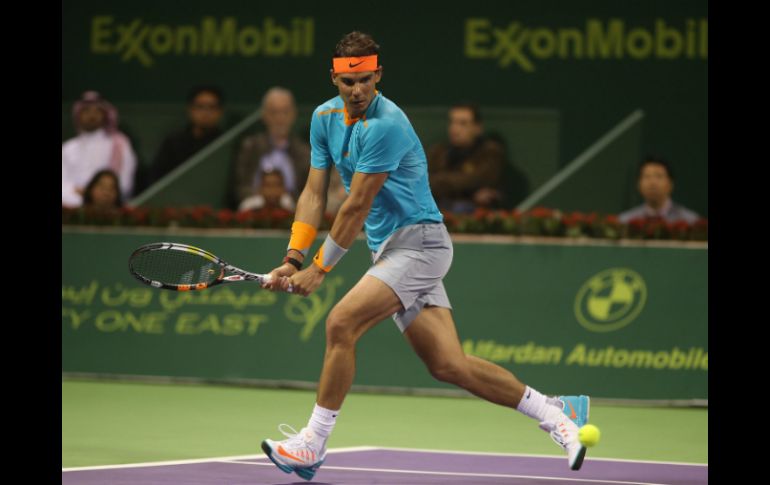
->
[62, 229, 707, 400]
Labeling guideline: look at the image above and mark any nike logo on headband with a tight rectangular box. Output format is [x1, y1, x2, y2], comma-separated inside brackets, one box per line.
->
[349, 60, 365, 68]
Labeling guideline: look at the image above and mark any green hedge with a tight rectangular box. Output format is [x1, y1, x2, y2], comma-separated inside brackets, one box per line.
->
[61, 206, 708, 241]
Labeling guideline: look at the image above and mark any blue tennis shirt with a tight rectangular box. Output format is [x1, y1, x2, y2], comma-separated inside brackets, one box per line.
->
[310, 92, 443, 252]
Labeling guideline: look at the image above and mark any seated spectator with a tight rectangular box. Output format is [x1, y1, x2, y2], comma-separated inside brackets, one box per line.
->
[619, 156, 700, 224]
[485, 132, 530, 208]
[232, 87, 310, 208]
[149, 85, 225, 184]
[82, 169, 122, 211]
[62, 91, 137, 207]
[238, 167, 296, 212]
[427, 102, 506, 213]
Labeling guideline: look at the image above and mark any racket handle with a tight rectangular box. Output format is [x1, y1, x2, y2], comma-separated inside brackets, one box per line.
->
[262, 274, 294, 294]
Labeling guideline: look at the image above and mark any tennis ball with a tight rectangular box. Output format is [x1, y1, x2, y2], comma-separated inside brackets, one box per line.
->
[578, 424, 600, 447]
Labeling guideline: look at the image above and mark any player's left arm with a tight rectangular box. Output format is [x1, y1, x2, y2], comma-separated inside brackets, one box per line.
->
[290, 119, 408, 296]
[326, 171, 388, 247]
[288, 171, 388, 296]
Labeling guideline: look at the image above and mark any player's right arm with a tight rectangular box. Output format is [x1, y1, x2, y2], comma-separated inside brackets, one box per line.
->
[263, 167, 330, 291]
[263, 105, 333, 292]
[293, 167, 330, 231]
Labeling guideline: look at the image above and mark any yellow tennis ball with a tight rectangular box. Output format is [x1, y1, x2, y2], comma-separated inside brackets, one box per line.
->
[578, 424, 601, 447]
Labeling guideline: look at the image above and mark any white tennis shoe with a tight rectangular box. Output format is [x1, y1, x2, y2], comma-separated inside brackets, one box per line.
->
[539, 405, 587, 471]
[261, 424, 326, 481]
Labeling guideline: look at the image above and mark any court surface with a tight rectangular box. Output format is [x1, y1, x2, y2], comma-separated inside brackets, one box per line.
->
[62, 380, 708, 484]
[63, 447, 707, 484]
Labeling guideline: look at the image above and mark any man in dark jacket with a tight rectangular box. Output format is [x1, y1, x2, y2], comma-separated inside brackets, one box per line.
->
[149, 85, 225, 184]
[427, 103, 507, 213]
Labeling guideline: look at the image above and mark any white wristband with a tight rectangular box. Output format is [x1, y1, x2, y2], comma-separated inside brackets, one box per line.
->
[313, 234, 348, 272]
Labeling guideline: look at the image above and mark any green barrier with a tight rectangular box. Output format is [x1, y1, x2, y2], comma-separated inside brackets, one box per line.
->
[62, 228, 707, 401]
[520, 111, 644, 214]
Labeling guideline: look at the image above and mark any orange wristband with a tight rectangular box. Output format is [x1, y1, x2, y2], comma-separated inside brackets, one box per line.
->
[288, 221, 317, 257]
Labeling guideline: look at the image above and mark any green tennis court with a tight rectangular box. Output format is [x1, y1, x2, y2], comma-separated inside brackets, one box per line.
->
[62, 378, 707, 469]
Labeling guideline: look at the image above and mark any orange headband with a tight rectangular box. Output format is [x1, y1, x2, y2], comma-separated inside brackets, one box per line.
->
[333, 55, 378, 73]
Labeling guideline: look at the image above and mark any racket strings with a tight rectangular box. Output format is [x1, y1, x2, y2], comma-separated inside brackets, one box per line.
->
[132, 249, 221, 286]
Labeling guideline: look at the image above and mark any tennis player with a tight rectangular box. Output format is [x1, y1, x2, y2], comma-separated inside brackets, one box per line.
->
[261, 31, 590, 481]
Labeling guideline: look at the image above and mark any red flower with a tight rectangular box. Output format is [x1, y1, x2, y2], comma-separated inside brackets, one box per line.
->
[160, 207, 181, 224]
[672, 220, 690, 230]
[628, 218, 646, 229]
[122, 207, 149, 225]
[217, 209, 234, 226]
[562, 211, 586, 226]
[188, 205, 213, 223]
[668, 220, 690, 240]
[643, 218, 670, 239]
[473, 208, 491, 220]
[236, 210, 254, 224]
[530, 206, 553, 219]
[270, 208, 292, 220]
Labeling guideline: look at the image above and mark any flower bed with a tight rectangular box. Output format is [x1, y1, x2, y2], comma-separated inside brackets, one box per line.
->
[62, 206, 708, 241]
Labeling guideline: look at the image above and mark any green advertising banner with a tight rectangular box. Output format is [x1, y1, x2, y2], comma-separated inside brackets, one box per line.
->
[62, 228, 707, 401]
[62, 0, 708, 217]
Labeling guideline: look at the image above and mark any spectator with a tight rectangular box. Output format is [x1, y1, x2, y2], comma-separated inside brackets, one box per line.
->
[149, 85, 225, 184]
[619, 157, 700, 224]
[426, 102, 506, 213]
[238, 167, 296, 212]
[232, 87, 310, 208]
[82, 169, 122, 211]
[62, 91, 137, 207]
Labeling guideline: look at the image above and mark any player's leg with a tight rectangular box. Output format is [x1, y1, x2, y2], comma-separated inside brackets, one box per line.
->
[403, 306, 528, 406]
[403, 305, 587, 470]
[262, 274, 402, 480]
[316, 275, 403, 410]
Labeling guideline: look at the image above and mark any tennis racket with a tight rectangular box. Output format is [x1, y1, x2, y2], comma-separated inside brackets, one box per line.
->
[128, 242, 293, 292]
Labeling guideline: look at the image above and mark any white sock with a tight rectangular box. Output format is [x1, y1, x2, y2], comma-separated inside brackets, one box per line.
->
[307, 403, 339, 448]
[516, 386, 561, 422]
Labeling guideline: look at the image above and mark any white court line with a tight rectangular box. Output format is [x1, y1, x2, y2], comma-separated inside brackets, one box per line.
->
[375, 446, 709, 467]
[223, 460, 672, 485]
[61, 446, 376, 472]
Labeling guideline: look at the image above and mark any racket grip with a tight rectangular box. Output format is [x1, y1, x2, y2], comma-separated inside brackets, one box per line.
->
[263, 274, 294, 293]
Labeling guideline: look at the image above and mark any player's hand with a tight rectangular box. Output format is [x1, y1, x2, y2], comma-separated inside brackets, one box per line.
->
[289, 264, 326, 296]
[262, 263, 297, 292]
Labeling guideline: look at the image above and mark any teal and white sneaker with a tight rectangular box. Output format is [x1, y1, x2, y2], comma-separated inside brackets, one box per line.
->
[556, 395, 590, 428]
[539, 409, 587, 471]
[261, 424, 326, 481]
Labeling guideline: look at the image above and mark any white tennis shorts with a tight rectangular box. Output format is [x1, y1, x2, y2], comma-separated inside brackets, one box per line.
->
[366, 223, 453, 332]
